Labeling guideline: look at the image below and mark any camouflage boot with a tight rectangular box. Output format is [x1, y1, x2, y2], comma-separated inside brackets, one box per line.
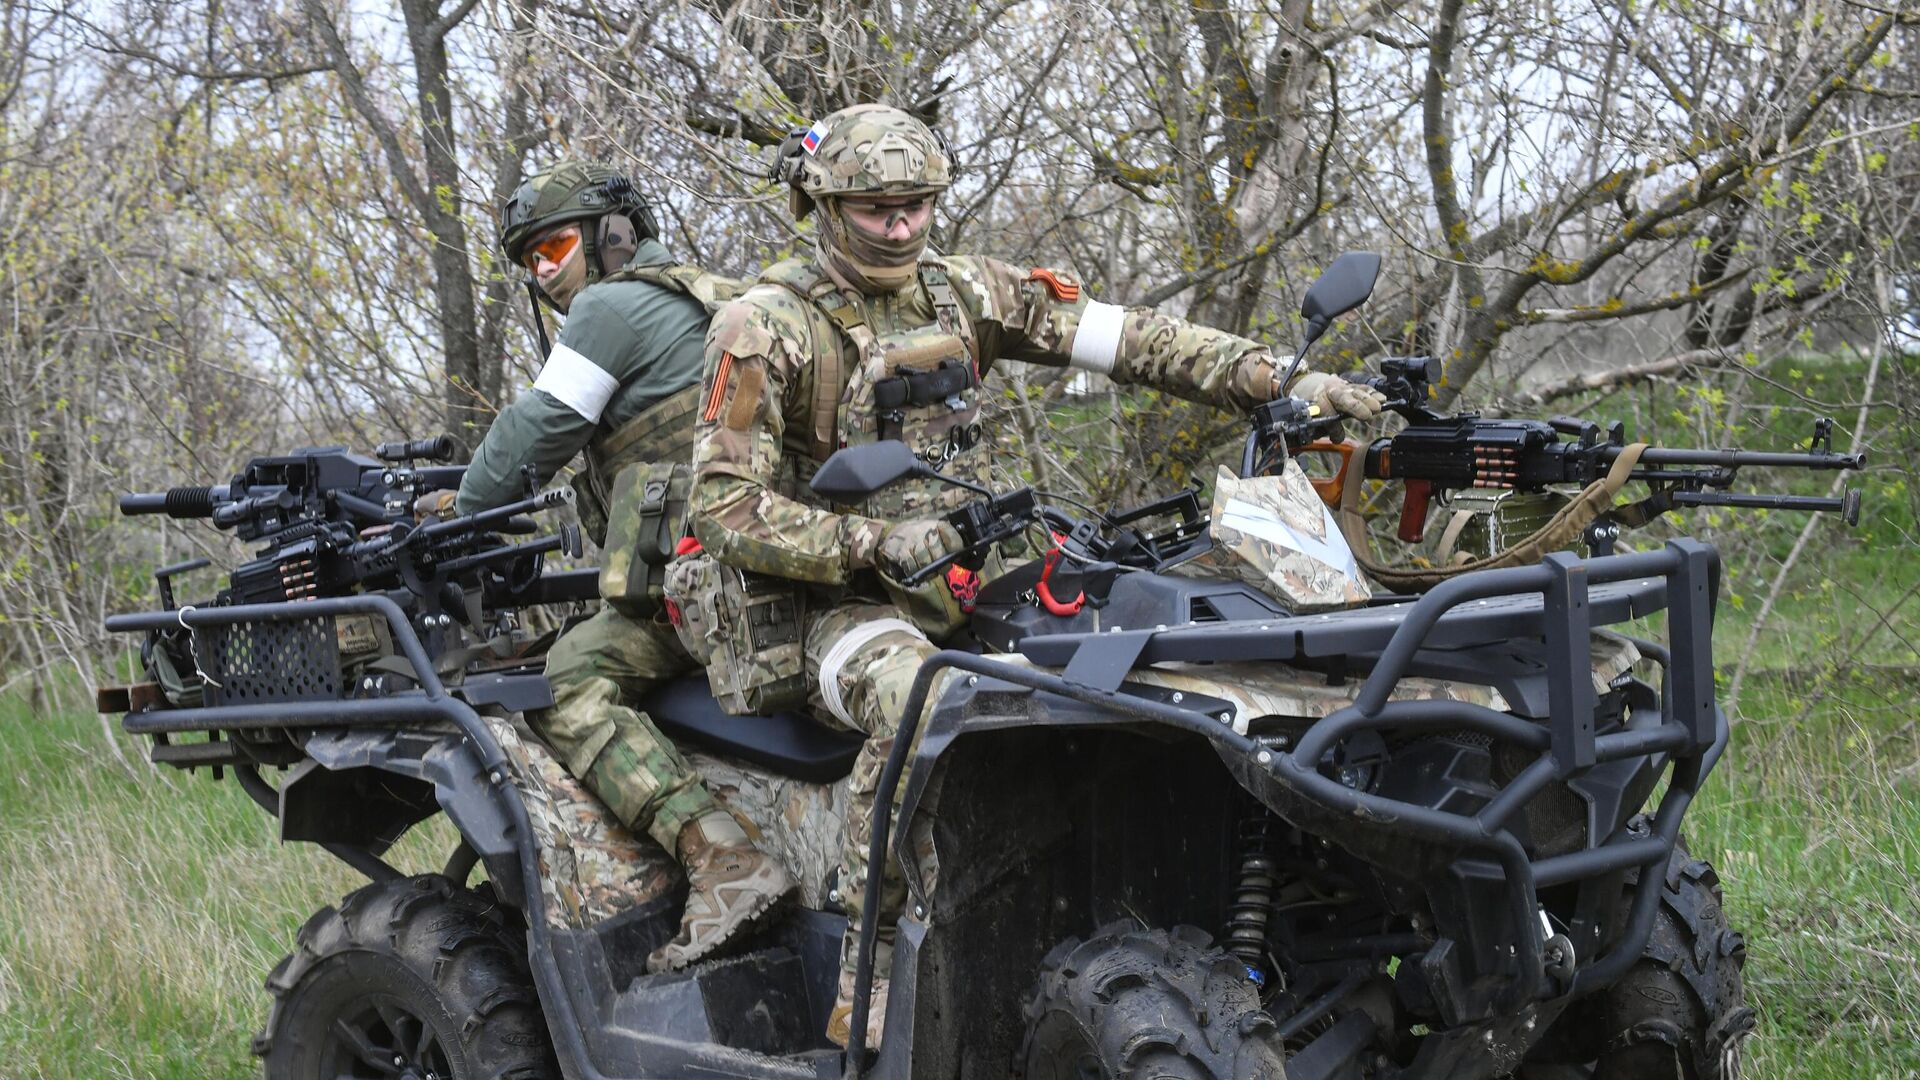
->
[645, 810, 794, 973]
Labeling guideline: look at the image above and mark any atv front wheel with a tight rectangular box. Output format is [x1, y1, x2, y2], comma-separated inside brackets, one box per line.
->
[1522, 853, 1752, 1080]
[255, 874, 558, 1080]
[1018, 921, 1286, 1080]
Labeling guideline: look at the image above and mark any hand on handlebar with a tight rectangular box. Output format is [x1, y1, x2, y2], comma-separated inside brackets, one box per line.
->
[877, 517, 966, 582]
[1289, 371, 1388, 421]
[876, 517, 970, 637]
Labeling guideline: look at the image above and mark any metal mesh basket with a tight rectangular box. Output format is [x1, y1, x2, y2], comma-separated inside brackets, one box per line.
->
[202, 615, 343, 705]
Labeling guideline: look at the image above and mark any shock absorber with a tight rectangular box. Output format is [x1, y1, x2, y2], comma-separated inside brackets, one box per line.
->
[1226, 813, 1280, 984]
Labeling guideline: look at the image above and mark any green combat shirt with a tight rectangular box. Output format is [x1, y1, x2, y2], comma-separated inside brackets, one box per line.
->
[457, 238, 708, 514]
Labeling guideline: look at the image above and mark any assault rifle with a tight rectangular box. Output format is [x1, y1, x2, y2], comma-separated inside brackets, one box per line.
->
[119, 438, 592, 615]
[1261, 355, 1866, 551]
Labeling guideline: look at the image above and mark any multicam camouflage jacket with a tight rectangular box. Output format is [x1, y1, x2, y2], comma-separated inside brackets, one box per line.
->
[688, 253, 1290, 591]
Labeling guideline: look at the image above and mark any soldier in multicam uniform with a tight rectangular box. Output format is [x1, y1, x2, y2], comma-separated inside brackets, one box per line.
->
[682, 104, 1387, 1047]
[459, 160, 792, 973]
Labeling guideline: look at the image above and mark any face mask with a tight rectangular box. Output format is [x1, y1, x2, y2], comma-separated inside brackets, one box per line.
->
[537, 237, 588, 313]
[818, 197, 932, 294]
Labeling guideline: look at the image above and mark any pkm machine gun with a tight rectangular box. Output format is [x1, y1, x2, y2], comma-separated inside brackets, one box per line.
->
[1308, 356, 1864, 553]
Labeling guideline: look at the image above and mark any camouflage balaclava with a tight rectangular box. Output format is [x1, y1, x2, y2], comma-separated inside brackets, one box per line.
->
[500, 161, 658, 311]
[778, 105, 953, 294]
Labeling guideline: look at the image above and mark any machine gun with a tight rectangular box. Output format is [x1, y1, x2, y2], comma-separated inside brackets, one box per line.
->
[119, 438, 589, 616]
[1312, 356, 1865, 549]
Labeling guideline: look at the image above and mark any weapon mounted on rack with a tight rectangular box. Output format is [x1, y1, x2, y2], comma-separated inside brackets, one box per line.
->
[1255, 355, 1865, 562]
[119, 440, 593, 614]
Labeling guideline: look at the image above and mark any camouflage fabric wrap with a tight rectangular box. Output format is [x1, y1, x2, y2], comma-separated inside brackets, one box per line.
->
[1170, 464, 1373, 612]
[484, 712, 681, 931]
[686, 751, 851, 909]
[536, 604, 718, 851]
[782, 104, 952, 221]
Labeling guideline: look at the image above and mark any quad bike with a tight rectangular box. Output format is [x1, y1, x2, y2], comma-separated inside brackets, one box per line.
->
[104, 255, 1863, 1079]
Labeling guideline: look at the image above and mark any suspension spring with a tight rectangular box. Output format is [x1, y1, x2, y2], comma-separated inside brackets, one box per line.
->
[1226, 814, 1281, 983]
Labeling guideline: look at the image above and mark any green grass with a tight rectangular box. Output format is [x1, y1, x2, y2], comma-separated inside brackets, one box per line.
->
[0, 692, 449, 1079]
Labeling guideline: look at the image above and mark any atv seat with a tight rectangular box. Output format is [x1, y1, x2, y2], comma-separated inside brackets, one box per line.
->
[642, 676, 862, 782]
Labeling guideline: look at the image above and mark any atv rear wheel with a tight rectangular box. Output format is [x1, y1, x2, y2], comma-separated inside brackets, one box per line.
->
[256, 874, 558, 1080]
[1521, 852, 1752, 1080]
[1018, 921, 1286, 1080]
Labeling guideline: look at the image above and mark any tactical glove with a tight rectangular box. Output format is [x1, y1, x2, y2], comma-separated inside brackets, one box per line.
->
[1288, 371, 1388, 422]
[876, 518, 966, 581]
[875, 518, 970, 639]
[413, 489, 458, 523]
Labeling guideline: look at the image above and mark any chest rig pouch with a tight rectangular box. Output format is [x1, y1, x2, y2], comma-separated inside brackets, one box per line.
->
[663, 552, 807, 713]
[596, 460, 693, 616]
[577, 383, 703, 615]
[774, 261, 991, 521]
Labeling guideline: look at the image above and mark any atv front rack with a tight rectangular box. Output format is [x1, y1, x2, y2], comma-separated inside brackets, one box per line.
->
[846, 539, 1726, 1076]
[104, 596, 622, 1080]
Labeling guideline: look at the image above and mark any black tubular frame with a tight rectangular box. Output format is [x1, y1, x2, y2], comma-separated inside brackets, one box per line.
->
[843, 538, 1728, 1076]
[104, 594, 609, 1079]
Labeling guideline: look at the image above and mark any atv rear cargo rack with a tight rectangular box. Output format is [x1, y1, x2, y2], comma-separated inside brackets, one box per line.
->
[847, 539, 1726, 1073]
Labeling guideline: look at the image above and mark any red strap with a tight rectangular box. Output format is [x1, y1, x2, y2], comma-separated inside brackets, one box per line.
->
[1036, 540, 1086, 616]
[674, 535, 704, 557]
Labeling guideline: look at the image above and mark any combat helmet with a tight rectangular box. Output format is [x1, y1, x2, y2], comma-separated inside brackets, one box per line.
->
[499, 160, 660, 285]
[777, 104, 953, 220]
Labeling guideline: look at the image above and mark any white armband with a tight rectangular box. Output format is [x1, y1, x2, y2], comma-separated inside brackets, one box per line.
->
[1069, 301, 1126, 375]
[532, 343, 620, 423]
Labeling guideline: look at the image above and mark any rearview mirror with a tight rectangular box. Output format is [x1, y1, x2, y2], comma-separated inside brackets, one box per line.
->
[809, 441, 934, 502]
[1298, 251, 1382, 350]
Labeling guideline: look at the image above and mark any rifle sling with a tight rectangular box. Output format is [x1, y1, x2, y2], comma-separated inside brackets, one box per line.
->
[1339, 442, 1649, 592]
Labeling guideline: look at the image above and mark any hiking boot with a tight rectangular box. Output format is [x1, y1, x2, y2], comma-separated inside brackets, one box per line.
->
[645, 811, 793, 973]
[826, 968, 889, 1051]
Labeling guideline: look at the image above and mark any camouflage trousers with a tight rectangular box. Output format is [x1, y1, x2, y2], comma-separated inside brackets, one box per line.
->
[537, 605, 719, 852]
[803, 601, 957, 977]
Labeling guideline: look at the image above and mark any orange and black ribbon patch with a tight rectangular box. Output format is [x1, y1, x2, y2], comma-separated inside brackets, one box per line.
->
[701, 352, 735, 423]
[1027, 268, 1081, 303]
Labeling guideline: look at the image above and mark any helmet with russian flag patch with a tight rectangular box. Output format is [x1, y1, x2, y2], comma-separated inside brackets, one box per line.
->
[775, 104, 953, 220]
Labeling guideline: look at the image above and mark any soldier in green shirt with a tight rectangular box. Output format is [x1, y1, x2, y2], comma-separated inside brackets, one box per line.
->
[465, 161, 792, 972]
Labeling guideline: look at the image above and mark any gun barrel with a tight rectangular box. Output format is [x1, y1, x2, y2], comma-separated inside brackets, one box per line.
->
[119, 485, 228, 518]
[1630, 446, 1865, 470]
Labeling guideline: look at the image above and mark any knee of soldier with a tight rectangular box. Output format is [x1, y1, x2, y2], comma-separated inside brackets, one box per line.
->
[544, 620, 592, 681]
[837, 632, 941, 739]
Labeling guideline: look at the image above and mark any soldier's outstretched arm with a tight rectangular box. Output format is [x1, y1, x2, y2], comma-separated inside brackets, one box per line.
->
[945, 255, 1285, 412]
[689, 297, 886, 585]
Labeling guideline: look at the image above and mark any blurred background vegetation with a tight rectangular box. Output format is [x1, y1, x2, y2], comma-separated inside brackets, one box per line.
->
[1, 0, 1915, 1075]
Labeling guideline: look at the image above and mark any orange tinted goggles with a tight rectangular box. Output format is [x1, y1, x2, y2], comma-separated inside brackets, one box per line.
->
[520, 228, 580, 272]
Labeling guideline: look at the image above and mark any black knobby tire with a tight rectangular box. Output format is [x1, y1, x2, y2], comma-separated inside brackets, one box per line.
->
[1018, 921, 1287, 1080]
[1523, 852, 1753, 1080]
[255, 874, 559, 1080]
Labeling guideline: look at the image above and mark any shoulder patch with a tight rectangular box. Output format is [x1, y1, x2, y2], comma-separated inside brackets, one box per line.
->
[1027, 267, 1081, 303]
